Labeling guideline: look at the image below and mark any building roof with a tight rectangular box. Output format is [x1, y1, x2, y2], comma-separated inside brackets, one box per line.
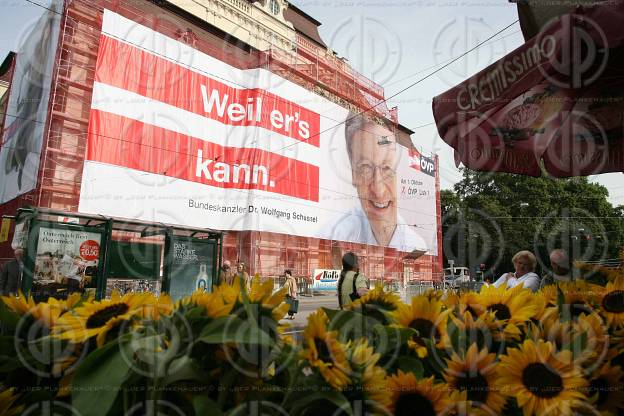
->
[0, 52, 16, 81]
[284, 3, 326, 48]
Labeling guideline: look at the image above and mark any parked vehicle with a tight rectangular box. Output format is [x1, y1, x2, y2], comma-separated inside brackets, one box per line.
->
[443, 267, 471, 289]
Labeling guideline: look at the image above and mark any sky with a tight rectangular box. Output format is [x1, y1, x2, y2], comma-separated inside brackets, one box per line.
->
[0, 0, 622, 205]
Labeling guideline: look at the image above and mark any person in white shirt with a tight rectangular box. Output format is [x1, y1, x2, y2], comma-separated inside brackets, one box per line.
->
[493, 250, 540, 292]
[323, 113, 428, 254]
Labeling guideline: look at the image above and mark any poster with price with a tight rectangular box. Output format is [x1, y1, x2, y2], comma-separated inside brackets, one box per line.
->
[169, 238, 216, 301]
[33, 227, 102, 296]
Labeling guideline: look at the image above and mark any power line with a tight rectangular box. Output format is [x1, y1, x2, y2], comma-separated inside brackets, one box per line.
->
[22, 0, 517, 170]
[384, 29, 522, 89]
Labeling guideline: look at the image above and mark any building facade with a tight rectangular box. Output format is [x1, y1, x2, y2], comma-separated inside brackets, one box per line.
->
[0, 0, 442, 285]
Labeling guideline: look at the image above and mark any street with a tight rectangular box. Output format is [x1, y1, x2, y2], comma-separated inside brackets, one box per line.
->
[279, 294, 339, 333]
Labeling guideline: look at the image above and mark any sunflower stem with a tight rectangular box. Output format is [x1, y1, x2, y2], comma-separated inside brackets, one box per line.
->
[123, 386, 129, 413]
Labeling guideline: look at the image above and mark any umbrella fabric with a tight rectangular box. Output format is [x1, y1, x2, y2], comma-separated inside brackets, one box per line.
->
[433, 2, 624, 177]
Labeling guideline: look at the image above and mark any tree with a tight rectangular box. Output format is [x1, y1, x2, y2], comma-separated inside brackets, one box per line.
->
[441, 169, 624, 277]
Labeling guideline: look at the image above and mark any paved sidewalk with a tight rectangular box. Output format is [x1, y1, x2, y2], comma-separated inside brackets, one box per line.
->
[279, 295, 339, 332]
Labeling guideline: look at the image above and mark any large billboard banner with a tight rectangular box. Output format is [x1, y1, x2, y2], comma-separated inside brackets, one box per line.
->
[0, 1, 61, 203]
[79, 10, 438, 254]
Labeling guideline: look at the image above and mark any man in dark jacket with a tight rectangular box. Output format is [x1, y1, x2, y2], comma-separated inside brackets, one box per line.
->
[0, 248, 25, 295]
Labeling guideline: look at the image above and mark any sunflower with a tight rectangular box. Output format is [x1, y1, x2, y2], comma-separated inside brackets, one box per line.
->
[300, 310, 351, 390]
[135, 293, 174, 320]
[586, 364, 624, 415]
[596, 276, 624, 329]
[444, 343, 506, 414]
[343, 339, 391, 411]
[438, 390, 486, 416]
[448, 310, 502, 354]
[423, 288, 444, 302]
[0, 387, 23, 416]
[387, 372, 450, 416]
[54, 291, 145, 346]
[197, 290, 235, 318]
[246, 277, 289, 321]
[498, 339, 588, 416]
[392, 295, 449, 358]
[477, 284, 539, 323]
[445, 291, 484, 319]
[535, 310, 609, 372]
[349, 284, 401, 325]
[1, 290, 34, 315]
[1, 291, 64, 327]
[539, 281, 600, 322]
[476, 285, 539, 342]
[610, 346, 624, 369]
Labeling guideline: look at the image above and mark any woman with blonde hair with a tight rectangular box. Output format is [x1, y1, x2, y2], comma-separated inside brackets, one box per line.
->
[493, 250, 540, 292]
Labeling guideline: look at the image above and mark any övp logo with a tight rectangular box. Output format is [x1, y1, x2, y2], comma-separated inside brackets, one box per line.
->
[409, 149, 436, 177]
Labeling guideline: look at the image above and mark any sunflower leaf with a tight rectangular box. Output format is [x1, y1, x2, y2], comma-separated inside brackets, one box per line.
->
[323, 309, 376, 341]
[447, 317, 461, 351]
[288, 391, 352, 416]
[372, 325, 413, 360]
[163, 355, 206, 385]
[72, 334, 133, 416]
[196, 316, 273, 346]
[0, 301, 19, 331]
[397, 356, 424, 378]
[193, 396, 223, 416]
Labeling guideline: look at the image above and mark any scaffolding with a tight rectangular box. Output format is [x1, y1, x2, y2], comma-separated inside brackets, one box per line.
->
[0, 0, 442, 282]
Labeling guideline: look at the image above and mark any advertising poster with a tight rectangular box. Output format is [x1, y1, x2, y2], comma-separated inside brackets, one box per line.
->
[169, 238, 215, 301]
[0, 1, 61, 203]
[33, 227, 101, 295]
[79, 10, 438, 255]
[311, 269, 341, 291]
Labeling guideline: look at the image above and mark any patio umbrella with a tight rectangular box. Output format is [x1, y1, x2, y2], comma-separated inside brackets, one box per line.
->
[433, 2, 624, 177]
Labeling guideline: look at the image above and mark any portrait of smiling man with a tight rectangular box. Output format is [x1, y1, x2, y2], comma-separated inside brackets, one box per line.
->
[323, 113, 427, 254]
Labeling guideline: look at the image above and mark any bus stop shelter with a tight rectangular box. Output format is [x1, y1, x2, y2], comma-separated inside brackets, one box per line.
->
[4, 207, 222, 301]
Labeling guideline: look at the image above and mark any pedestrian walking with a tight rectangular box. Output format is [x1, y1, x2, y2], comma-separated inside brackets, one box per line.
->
[283, 270, 298, 320]
[337, 252, 369, 309]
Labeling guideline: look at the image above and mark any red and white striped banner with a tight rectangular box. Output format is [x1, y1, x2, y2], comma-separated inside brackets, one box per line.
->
[78, 9, 438, 255]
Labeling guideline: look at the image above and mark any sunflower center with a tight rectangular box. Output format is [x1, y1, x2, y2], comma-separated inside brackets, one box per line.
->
[487, 303, 511, 320]
[602, 290, 624, 313]
[465, 305, 479, 319]
[394, 392, 436, 416]
[362, 305, 390, 325]
[314, 337, 332, 363]
[86, 303, 130, 329]
[521, 363, 563, 399]
[409, 318, 439, 341]
[588, 377, 609, 406]
[455, 373, 489, 404]
[612, 351, 624, 368]
[563, 301, 587, 320]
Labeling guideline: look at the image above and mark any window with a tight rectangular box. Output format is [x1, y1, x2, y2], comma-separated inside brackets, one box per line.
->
[269, 0, 280, 15]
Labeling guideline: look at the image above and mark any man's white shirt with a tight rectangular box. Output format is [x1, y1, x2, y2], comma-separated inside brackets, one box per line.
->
[322, 205, 428, 253]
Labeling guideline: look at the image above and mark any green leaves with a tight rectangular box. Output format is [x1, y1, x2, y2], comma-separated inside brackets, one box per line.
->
[193, 396, 224, 416]
[288, 391, 353, 416]
[196, 316, 272, 346]
[397, 356, 424, 378]
[0, 301, 19, 331]
[72, 336, 133, 416]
